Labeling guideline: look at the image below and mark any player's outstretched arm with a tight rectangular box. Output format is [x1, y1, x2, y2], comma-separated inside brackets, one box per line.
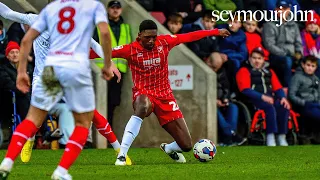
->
[174, 28, 230, 44]
[0, 2, 37, 26]
[17, 29, 40, 93]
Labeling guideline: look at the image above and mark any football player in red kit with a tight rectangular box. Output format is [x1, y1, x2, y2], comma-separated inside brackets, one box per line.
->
[110, 20, 230, 165]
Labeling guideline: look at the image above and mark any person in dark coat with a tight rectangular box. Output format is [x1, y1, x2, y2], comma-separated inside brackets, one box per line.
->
[0, 41, 33, 120]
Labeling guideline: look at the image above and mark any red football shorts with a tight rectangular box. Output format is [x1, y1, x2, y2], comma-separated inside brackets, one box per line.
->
[133, 92, 184, 126]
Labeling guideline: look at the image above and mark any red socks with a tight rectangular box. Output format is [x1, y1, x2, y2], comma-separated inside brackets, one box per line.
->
[92, 109, 117, 143]
[5, 120, 38, 160]
[58, 126, 88, 170]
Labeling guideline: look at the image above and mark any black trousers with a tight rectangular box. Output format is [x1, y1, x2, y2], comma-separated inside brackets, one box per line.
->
[107, 72, 125, 126]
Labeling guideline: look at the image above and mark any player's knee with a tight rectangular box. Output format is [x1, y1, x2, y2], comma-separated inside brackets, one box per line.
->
[135, 103, 150, 118]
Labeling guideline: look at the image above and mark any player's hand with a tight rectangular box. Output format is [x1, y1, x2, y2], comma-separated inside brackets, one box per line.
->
[111, 61, 122, 83]
[101, 66, 114, 81]
[16, 72, 30, 94]
[261, 95, 274, 105]
[280, 98, 291, 110]
[218, 29, 230, 38]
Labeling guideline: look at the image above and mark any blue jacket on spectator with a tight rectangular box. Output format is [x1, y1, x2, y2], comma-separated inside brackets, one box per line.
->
[217, 24, 248, 63]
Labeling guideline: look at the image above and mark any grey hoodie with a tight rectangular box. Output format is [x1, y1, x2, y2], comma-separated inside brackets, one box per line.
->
[289, 70, 320, 106]
[262, 16, 303, 57]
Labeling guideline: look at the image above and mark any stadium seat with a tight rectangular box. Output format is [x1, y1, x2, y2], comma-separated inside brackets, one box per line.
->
[150, 11, 166, 24]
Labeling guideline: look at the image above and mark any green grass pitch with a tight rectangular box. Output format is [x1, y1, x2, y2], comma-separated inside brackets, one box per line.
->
[1, 146, 320, 179]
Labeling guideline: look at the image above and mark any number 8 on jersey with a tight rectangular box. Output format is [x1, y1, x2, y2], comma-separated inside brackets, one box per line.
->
[57, 7, 76, 34]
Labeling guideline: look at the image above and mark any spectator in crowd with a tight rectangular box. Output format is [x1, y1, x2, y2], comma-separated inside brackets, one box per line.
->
[91, 0, 132, 125]
[164, 0, 205, 24]
[218, 15, 248, 74]
[7, 11, 36, 68]
[265, 0, 300, 11]
[243, 17, 269, 60]
[300, 11, 320, 76]
[262, 0, 303, 90]
[0, 41, 33, 120]
[289, 55, 320, 136]
[164, 13, 184, 34]
[203, 0, 236, 20]
[0, 20, 7, 63]
[206, 57, 246, 146]
[241, 0, 266, 11]
[236, 47, 291, 146]
[187, 10, 226, 71]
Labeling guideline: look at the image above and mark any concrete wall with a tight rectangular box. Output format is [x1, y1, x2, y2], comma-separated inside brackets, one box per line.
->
[108, 0, 218, 147]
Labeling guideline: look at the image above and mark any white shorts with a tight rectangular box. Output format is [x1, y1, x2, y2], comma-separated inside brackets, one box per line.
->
[31, 66, 95, 113]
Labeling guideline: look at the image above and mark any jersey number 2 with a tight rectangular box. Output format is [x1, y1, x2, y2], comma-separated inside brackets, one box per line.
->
[57, 7, 76, 34]
[169, 101, 179, 111]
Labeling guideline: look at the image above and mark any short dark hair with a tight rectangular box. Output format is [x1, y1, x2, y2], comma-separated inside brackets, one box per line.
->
[0, 20, 3, 29]
[302, 55, 318, 65]
[167, 13, 183, 24]
[139, 20, 157, 32]
[202, 10, 214, 19]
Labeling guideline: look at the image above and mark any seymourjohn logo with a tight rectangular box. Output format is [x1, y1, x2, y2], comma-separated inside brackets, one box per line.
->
[212, 5, 315, 27]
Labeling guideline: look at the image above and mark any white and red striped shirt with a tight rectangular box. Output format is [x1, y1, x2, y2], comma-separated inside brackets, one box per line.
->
[111, 29, 220, 98]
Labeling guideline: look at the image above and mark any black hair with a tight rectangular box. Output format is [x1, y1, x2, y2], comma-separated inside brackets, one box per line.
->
[0, 20, 3, 28]
[167, 13, 183, 24]
[302, 55, 318, 65]
[139, 20, 157, 32]
[202, 10, 214, 19]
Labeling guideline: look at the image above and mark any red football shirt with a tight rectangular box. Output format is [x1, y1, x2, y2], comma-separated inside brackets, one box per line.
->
[112, 29, 220, 98]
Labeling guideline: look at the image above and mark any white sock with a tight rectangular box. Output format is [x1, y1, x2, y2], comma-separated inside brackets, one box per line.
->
[0, 158, 13, 171]
[165, 141, 182, 154]
[111, 140, 121, 150]
[118, 116, 143, 158]
[54, 166, 68, 175]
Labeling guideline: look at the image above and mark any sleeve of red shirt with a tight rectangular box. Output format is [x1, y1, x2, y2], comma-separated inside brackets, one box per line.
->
[111, 44, 131, 60]
[165, 29, 220, 49]
[270, 69, 283, 91]
[236, 67, 251, 92]
[89, 49, 100, 59]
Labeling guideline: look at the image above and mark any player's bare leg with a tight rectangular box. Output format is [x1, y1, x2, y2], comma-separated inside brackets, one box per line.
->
[92, 110, 132, 165]
[0, 106, 48, 179]
[160, 118, 192, 163]
[115, 95, 152, 165]
[52, 111, 93, 180]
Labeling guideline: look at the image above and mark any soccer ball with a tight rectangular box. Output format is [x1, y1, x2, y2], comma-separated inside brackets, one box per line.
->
[193, 139, 217, 162]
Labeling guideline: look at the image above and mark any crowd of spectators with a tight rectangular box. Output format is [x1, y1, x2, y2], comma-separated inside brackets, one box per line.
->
[146, 0, 320, 146]
[0, 0, 320, 147]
